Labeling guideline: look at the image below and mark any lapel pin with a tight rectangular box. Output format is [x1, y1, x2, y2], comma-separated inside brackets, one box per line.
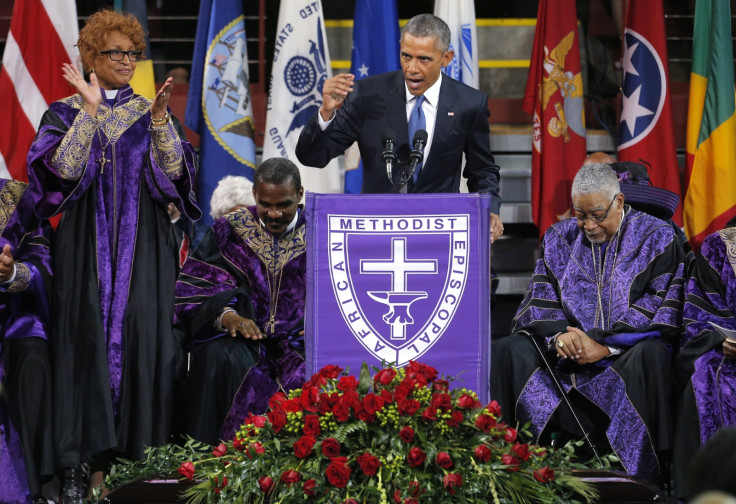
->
[448, 112, 455, 116]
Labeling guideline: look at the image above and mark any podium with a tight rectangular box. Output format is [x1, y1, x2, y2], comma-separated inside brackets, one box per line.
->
[304, 193, 492, 402]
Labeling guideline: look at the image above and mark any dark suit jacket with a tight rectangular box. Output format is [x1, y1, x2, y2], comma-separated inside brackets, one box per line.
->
[295, 70, 501, 213]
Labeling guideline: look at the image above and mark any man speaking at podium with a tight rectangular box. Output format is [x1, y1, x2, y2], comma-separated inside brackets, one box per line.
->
[296, 14, 504, 241]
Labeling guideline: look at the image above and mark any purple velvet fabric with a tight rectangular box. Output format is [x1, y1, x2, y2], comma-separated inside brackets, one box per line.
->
[682, 229, 736, 445]
[27, 86, 199, 416]
[511, 208, 684, 480]
[175, 207, 307, 440]
[0, 406, 30, 504]
[0, 179, 52, 503]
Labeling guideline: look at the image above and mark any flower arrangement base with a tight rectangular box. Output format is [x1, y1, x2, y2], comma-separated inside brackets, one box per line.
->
[102, 471, 662, 504]
[103, 478, 195, 503]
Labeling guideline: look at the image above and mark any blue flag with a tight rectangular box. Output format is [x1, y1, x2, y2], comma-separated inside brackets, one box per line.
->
[186, 0, 256, 224]
[344, 0, 400, 194]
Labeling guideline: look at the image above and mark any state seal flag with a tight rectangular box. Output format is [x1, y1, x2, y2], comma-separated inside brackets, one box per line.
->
[685, 0, 736, 249]
[344, 0, 400, 194]
[522, 0, 586, 238]
[263, 0, 341, 194]
[186, 0, 256, 224]
[617, 0, 681, 224]
[434, 0, 479, 89]
[0, 0, 79, 181]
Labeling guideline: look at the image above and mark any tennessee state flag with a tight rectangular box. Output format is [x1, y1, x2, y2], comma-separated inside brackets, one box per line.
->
[523, 0, 586, 237]
[617, 0, 681, 223]
[684, 0, 736, 249]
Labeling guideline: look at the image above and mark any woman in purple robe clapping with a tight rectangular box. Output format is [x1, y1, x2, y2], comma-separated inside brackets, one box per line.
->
[26, 8, 200, 499]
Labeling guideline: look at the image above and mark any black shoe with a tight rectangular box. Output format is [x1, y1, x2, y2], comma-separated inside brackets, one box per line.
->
[61, 463, 89, 504]
[32, 497, 48, 504]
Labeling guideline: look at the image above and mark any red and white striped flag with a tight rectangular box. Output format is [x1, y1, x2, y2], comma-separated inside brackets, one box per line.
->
[0, 0, 79, 180]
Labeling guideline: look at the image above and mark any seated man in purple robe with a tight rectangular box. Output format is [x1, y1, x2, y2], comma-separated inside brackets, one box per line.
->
[491, 163, 685, 483]
[175, 158, 306, 445]
[0, 179, 53, 504]
[674, 227, 736, 498]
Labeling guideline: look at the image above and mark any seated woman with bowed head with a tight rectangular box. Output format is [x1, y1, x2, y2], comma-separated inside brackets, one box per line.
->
[491, 163, 685, 484]
[26, 8, 200, 499]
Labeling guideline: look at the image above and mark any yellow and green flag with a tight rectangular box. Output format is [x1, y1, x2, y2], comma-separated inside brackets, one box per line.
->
[685, 0, 736, 249]
[116, 0, 156, 99]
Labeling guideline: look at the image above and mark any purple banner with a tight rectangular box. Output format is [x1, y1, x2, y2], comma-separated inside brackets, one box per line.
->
[305, 193, 491, 402]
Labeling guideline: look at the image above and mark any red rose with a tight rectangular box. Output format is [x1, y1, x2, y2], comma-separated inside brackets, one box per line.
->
[246, 442, 265, 458]
[486, 400, 502, 417]
[408, 480, 423, 497]
[293, 435, 316, 459]
[457, 393, 480, 409]
[504, 426, 518, 443]
[393, 489, 402, 504]
[430, 393, 452, 412]
[474, 444, 492, 462]
[244, 412, 267, 428]
[407, 446, 426, 468]
[213, 475, 228, 494]
[399, 426, 415, 443]
[511, 442, 531, 461]
[319, 364, 343, 379]
[258, 475, 273, 493]
[177, 461, 195, 479]
[332, 402, 351, 422]
[356, 451, 381, 476]
[212, 443, 227, 457]
[304, 372, 327, 389]
[398, 398, 421, 416]
[268, 391, 287, 410]
[362, 393, 385, 415]
[404, 500, 419, 504]
[446, 410, 464, 428]
[303, 478, 317, 496]
[300, 386, 320, 412]
[343, 499, 359, 504]
[357, 408, 376, 423]
[232, 436, 246, 451]
[337, 375, 359, 391]
[281, 470, 301, 485]
[534, 466, 555, 483]
[321, 437, 341, 458]
[501, 453, 520, 472]
[374, 368, 397, 386]
[432, 379, 449, 392]
[267, 409, 287, 433]
[380, 389, 394, 404]
[325, 459, 351, 488]
[394, 381, 413, 400]
[475, 413, 497, 432]
[318, 396, 332, 415]
[421, 407, 437, 421]
[283, 398, 302, 413]
[435, 451, 453, 469]
[442, 473, 463, 495]
[303, 415, 321, 436]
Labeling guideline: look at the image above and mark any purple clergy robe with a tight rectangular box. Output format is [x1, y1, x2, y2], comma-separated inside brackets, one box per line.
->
[175, 207, 306, 440]
[0, 179, 53, 503]
[27, 85, 200, 466]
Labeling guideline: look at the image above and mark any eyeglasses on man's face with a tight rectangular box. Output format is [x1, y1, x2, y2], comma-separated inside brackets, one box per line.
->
[99, 49, 142, 62]
[573, 193, 620, 223]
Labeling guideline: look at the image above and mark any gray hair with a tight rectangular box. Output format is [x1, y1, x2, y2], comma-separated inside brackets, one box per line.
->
[401, 14, 451, 53]
[209, 175, 255, 220]
[571, 163, 620, 200]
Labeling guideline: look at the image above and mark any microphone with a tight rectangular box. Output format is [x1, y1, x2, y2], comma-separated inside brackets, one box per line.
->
[408, 129, 428, 177]
[381, 128, 397, 182]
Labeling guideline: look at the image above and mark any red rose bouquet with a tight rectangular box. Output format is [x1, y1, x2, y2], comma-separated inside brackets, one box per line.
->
[102, 362, 601, 503]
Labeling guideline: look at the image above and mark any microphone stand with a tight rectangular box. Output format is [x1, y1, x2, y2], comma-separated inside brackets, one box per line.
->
[527, 334, 603, 466]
